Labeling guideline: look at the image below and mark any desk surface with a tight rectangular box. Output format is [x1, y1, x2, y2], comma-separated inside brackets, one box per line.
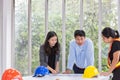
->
[23, 74, 109, 80]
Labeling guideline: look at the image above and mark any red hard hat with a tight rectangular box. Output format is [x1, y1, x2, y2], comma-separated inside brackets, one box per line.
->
[2, 68, 23, 80]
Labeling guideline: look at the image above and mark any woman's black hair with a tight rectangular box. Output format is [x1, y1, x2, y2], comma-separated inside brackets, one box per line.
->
[74, 30, 86, 38]
[102, 27, 119, 38]
[44, 31, 60, 55]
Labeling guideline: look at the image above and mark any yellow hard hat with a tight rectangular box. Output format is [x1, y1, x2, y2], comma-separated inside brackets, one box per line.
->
[82, 66, 99, 78]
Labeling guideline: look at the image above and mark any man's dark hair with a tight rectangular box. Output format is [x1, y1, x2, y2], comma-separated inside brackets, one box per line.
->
[74, 30, 86, 38]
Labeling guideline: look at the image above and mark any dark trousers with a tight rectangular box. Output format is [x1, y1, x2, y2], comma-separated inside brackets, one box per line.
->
[112, 67, 120, 80]
[73, 64, 85, 74]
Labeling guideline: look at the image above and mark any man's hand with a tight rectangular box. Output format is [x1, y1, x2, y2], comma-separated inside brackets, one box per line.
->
[62, 69, 71, 74]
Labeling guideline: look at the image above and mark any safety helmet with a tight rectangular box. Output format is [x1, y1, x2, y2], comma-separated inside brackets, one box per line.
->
[2, 68, 23, 80]
[33, 66, 49, 77]
[82, 66, 99, 78]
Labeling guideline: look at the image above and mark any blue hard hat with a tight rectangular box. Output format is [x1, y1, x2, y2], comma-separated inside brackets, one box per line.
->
[33, 66, 50, 77]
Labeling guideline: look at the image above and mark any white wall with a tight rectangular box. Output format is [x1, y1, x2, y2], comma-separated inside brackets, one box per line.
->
[0, 0, 13, 78]
[0, 0, 3, 78]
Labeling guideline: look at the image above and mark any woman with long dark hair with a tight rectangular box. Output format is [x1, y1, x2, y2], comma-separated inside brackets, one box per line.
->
[39, 31, 60, 74]
[100, 27, 120, 80]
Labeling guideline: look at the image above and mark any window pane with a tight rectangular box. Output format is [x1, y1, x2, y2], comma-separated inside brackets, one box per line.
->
[31, 0, 45, 73]
[102, 0, 117, 29]
[48, 0, 62, 31]
[15, 0, 28, 75]
[66, 0, 80, 38]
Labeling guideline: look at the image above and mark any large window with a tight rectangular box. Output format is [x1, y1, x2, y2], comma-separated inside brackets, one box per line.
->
[14, 0, 120, 75]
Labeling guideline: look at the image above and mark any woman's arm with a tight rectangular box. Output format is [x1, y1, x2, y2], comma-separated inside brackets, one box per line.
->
[55, 51, 60, 73]
[40, 46, 48, 66]
[55, 61, 59, 73]
[100, 51, 120, 76]
[108, 51, 120, 72]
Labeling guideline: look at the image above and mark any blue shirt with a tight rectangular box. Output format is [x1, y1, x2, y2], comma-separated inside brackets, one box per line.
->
[67, 38, 94, 70]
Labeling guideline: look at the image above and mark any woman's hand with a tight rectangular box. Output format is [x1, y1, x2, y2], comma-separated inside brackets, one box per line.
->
[47, 66, 58, 74]
[100, 72, 111, 76]
[51, 69, 57, 74]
